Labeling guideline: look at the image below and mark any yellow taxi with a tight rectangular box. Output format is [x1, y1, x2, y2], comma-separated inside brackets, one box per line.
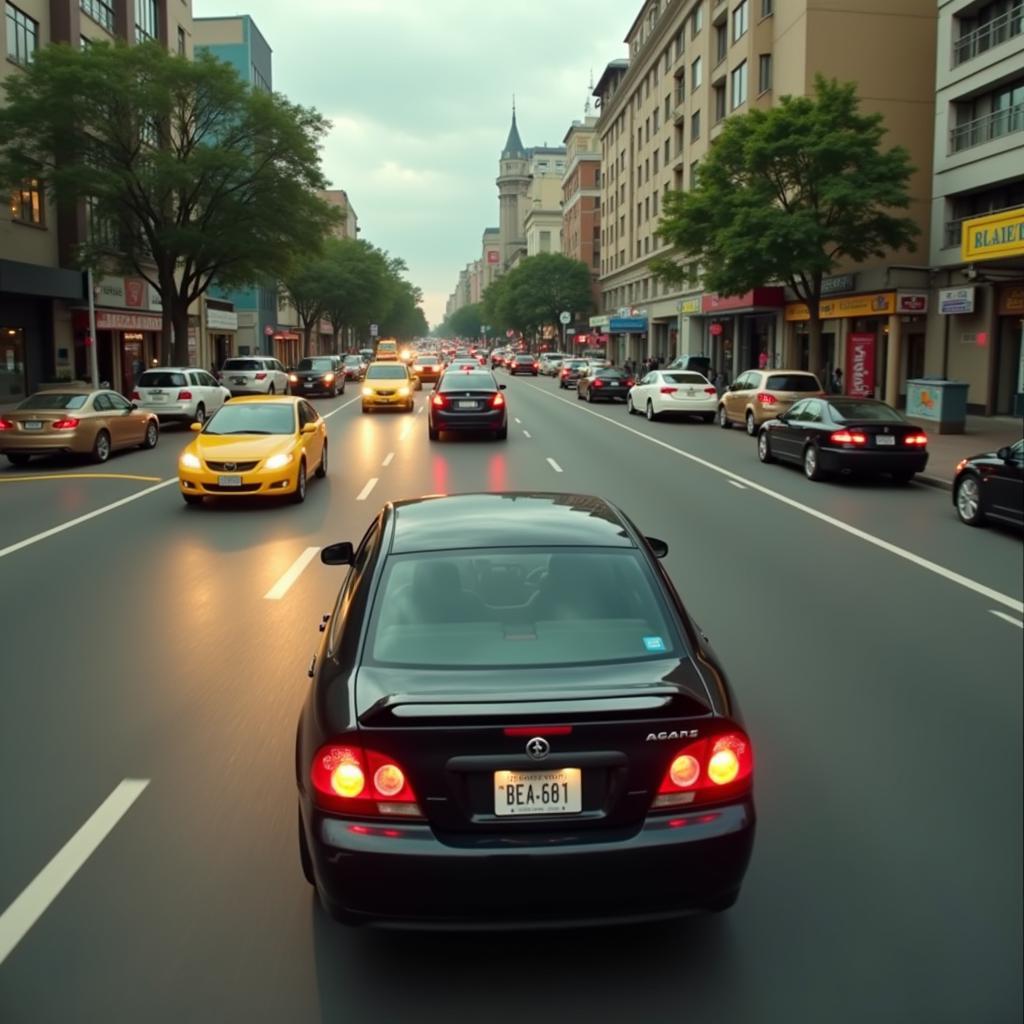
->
[177, 395, 327, 506]
[374, 339, 399, 361]
[361, 362, 415, 413]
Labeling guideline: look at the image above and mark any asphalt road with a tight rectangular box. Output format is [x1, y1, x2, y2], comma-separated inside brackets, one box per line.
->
[1, 374, 1021, 1024]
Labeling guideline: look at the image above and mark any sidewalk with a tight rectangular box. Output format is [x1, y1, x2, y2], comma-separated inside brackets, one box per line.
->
[918, 415, 1023, 490]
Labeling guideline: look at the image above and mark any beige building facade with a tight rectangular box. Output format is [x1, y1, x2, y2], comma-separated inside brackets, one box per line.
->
[317, 189, 360, 240]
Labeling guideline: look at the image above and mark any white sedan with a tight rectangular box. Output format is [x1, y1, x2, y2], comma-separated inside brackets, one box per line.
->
[133, 367, 231, 426]
[626, 370, 719, 422]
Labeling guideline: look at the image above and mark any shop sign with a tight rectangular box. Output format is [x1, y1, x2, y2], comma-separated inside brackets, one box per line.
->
[589, 315, 611, 328]
[318, 319, 332, 335]
[821, 274, 856, 295]
[939, 287, 975, 315]
[95, 311, 162, 332]
[961, 208, 1024, 262]
[702, 288, 784, 313]
[997, 284, 1024, 316]
[709, 323, 724, 336]
[207, 308, 239, 331]
[486, 250, 500, 264]
[846, 332, 876, 398]
[609, 316, 648, 332]
[678, 295, 702, 315]
[785, 292, 896, 322]
[897, 290, 928, 314]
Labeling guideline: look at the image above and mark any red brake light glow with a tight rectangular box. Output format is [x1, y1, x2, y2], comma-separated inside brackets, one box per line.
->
[311, 743, 421, 818]
[592, 378, 604, 388]
[660, 387, 678, 395]
[503, 726, 573, 736]
[653, 730, 753, 809]
[130, 390, 140, 400]
[431, 393, 447, 408]
[625, 379, 635, 387]
[177, 390, 192, 401]
[490, 391, 505, 407]
[254, 372, 267, 380]
[903, 433, 927, 446]
[829, 430, 867, 445]
[0, 418, 14, 431]
[51, 417, 80, 430]
[704, 387, 717, 395]
[756, 392, 777, 405]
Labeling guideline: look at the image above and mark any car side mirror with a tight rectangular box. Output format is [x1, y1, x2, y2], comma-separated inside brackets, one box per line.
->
[129, 402, 138, 411]
[996, 445, 1012, 461]
[301, 422, 318, 434]
[498, 383, 507, 390]
[646, 536, 669, 558]
[321, 542, 354, 566]
[190, 422, 202, 432]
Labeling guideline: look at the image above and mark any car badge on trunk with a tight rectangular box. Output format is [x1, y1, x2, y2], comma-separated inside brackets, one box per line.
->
[525, 737, 550, 760]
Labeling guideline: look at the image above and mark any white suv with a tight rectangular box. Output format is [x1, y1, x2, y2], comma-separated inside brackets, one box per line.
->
[133, 367, 231, 426]
[219, 357, 290, 396]
[538, 352, 569, 376]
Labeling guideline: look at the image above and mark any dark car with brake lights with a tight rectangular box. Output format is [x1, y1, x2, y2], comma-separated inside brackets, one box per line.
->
[508, 353, 539, 376]
[288, 356, 345, 397]
[953, 439, 1023, 528]
[558, 359, 590, 389]
[577, 367, 635, 403]
[757, 396, 929, 483]
[428, 370, 508, 440]
[295, 492, 755, 929]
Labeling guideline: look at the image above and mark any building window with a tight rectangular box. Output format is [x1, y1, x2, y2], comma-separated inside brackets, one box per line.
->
[950, 78, 1024, 152]
[758, 53, 773, 94]
[762, 0, 773, 14]
[731, 61, 748, 109]
[539, 230, 551, 253]
[85, 197, 118, 248]
[653, 150, 659, 173]
[715, 23, 728, 64]
[691, 161, 700, 188]
[674, 27, 684, 59]
[691, 109, 701, 141]
[9, 179, 43, 225]
[653, 191, 659, 215]
[691, 2, 704, 38]
[691, 56, 702, 90]
[80, 35, 91, 49]
[653, 108, 660, 132]
[5, 3, 38, 66]
[177, 26, 186, 56]
[135, 0, 158, 42]
[714, 84, 727, 123]
[80, 0, 114, 33]
[733, 0, 749, 42]
[953, 1, 1022, 66]
[665, 139, 671, 162]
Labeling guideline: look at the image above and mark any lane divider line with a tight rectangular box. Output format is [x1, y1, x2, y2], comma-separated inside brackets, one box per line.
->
[0, 473, 163, 484]
[0, 479, 178, 562]
[0, 779, 149, 967]
[382, 452, 395, 467]
[729, 480, 747, 490]
[264, 546, 320, 600]
[523, 430, 532, 439]
[417, 405, 424, 415]
[514, 418, 522, 424]
[990, 610, 1024, 629]
[357, 478, 378, 501]
[323, 395, 362, 419]
[546, 457, 563, 473]
[520, 380, 1024, 616]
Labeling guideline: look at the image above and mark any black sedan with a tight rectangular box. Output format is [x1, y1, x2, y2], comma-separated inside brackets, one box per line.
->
[757, 396, 929, 483]
[558, 359, 590, 388]
[953, 439, 1023, 528]
[428, 370, 508, 440]
[289, 356, 345, 397]
[577, 367, 635, 402]
[341, 355, 365, 381]
[295, 492, 755, 929]
[508, 353, 539, 375]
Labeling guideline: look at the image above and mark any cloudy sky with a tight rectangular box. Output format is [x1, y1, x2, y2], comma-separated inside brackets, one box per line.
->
[193, 0, 630, 326]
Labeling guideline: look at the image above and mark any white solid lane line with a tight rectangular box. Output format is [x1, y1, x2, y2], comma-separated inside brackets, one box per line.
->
[0, 479, 178, 562]
[323, 394, 361, 419]
[382, 452, 395, 467]
[729, 480, 747, 490]
[417, 405, 424, 415]
[264, 546, 320, 600]
[523, 430, 532, 439]
[990, 610, 1024, 629]
[514, 418, 522, 424]
[546, 458, 563, 473]
[521, 381, 1024, 616]
[0, 779, 149, 967]
[357, 478, 378, 501]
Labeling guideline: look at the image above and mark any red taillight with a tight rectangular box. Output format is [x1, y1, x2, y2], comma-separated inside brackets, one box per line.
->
[756, 392, 777, 405]
[560, 368, 569, 377]
[177, 390, 192, 400]
[130, 390, 140, 400]
[310, 743, 421, 818]
[653, 730, 753, 809]
[903, 433, 928, 446]
[51, 417, 80, 430]
[431, 393, 447, 408]
[254, 372, 267, 380]
[503, 726, 573, 736]
[625, 379, 635, 387]
[592, 378, 604, 388]
[0, 418, 14, 431]
[704, 387, 717, 395]
[532, 362, 539, 369]
[829, 430, 867, 445]
[490, 391, 505, 407]
[660, 386, 678, 395]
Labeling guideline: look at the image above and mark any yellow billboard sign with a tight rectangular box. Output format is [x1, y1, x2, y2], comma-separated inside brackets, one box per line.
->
[962, 208, 1024, 262]
[785, 292, 896, 322]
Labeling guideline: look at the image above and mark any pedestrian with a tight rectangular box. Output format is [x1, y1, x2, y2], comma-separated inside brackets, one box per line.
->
[831, 367, 843, 394]
[758, 350, 768, 370]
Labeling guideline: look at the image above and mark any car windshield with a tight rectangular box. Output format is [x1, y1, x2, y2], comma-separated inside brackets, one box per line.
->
[417, 353, 440, 362]
[567, 360, 588, 368]
[366, 365, 408, 380]
[18, 393, 89, 410]
[828, 400, 905, 422]
[766, 374, 820, 392]
[222, 359, 263, 371]
[440, 373, 495, 392]
[343, 356, 362, 365]
[203, 403, 295, 435]
[663, 372, 708, 385]
[138, 371, 188, 388]
[597, 370, 627, 379]
[515, 355, 534, 362]
[367, 548, 677, 669]
[296, 358, 335, 372]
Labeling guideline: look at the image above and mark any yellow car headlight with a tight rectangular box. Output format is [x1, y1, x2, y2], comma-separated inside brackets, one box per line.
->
[398, 386, 410, 397]
[323, 372, 335, 383]
[265, 452, 294, 470]
[288, 374, 298, 383]
[180, 452, 201, 470]
[362, 386, 374, 396]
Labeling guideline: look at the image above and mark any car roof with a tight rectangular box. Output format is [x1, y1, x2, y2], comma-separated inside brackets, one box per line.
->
[367, 360, 408, 369]
[139, 366, 204, 373]
[389, 493, 636, 554]
[225, 395, 301, 404]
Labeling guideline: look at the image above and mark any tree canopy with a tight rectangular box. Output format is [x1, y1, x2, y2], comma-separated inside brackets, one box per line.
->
[652, 76, 919, 375]
[0, 41, 337, 364]
[482, 254, 593, 339]
[441, 302, 484, 341]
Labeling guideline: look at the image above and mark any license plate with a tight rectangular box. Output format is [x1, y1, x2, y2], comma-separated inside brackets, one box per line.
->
[232, 377, 247, 385]
[494, 768, 582, 816]
[303, 381, 314, 388]
[147, 394, 167, 403]
[457, 400, 478, 409]
[23, 420, 43, 430]
[876, 435, 895, 446]
[218, 475, 242, 487]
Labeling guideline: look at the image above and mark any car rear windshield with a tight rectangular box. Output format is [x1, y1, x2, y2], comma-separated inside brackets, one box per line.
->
[366, 365, 408, 380]
[766, 374, 820, 391]
[663, 372, 708, 385]
[296, 358, 335, 372]
[138, 371, 187, 388]
[417, 353, 440, 362]
[343, 356, 362, 364]
[222, 359, 263, 371]
[828, 400, 905, 422]
[377, 343, 397, 352]
[514, 355, 534, 362]
[440, 373, 494, 392]
[203, 403, 295, 435]
[597, 370, 627, 379]
[566, 360, 588, 368]
[19, 393, 89, 410]
[367, 548, 677, 669]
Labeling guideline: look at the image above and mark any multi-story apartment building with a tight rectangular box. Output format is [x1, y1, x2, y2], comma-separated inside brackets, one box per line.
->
[2, 0, 194, 400]
[561, 116, 602, 311]
[594, 0, 938, 407]
[928, 0, 1023, 415]
[318, 189, 359, 241]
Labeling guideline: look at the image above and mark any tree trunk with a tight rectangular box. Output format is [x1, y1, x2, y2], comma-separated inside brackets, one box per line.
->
[331, 326, 340, 351]
[171, 295, 191, 366]
[302, 322, 314, 358]
[806, 311, 824, 380]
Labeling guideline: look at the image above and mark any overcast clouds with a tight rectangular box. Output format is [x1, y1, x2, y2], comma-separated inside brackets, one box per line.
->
[193, 0, 630, 325]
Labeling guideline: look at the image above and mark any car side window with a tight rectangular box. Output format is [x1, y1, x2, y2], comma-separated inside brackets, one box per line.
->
[107, 393, 131, 411]
[204, 373, 219, 387]
[328, 522, 381, 654]
[803, 400, 823, 422]
[786, 401, 807, 422]
[189, 373, 201, 386]
[302, 401, 319, 424]
[734, 373, 752, 391]
[92, 393, 112, 411]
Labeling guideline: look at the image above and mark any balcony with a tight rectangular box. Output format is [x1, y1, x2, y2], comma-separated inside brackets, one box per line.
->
[673, 100, 687, 125]
[949, 103, 1024, 153]
[953, 4, 1023, 66]
[943, 202, 1024, 249]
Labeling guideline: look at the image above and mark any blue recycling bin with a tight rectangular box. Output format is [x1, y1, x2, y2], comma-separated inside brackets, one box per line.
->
[905, 378, 969, 434]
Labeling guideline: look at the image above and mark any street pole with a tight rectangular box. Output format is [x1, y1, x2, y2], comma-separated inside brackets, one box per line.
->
[561, 323, 566, 351]
[87, 268, 99, 389]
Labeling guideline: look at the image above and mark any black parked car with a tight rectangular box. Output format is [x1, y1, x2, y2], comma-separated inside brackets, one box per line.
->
[577, 367, 635, 402]
[953, 439, 1023, 528]
[296, 493, 755, 928]
[289, 356, 344, 397]
[508, 353, 539, 376]
[428, 370, 508, 440]
[757, 396, 929, 483]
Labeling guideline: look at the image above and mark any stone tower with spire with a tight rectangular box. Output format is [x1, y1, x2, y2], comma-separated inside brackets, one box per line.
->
[496, 101, 531, 271]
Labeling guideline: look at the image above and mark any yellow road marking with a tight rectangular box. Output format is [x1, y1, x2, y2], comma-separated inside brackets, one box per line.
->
[0, 473, 163, 484]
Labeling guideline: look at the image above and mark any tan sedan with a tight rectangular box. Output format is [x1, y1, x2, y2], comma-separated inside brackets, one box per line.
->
[0, 388, 159, 466]
[718, 369, 825, 435]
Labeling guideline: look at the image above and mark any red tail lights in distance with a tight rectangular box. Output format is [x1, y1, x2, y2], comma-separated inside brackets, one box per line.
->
[756, 392, 777, 405]
[829, 430, 867, 446]
[311, 743, 422, 818]
[903, 433, 927, 446]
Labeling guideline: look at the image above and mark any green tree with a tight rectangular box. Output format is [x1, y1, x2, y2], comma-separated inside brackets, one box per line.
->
[483, 254, 593, 340]
[0, 42, 337, 364]
[652, 76, 919, 377]
[281, 254, 335, 357]
[444, 302, 483, 341]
